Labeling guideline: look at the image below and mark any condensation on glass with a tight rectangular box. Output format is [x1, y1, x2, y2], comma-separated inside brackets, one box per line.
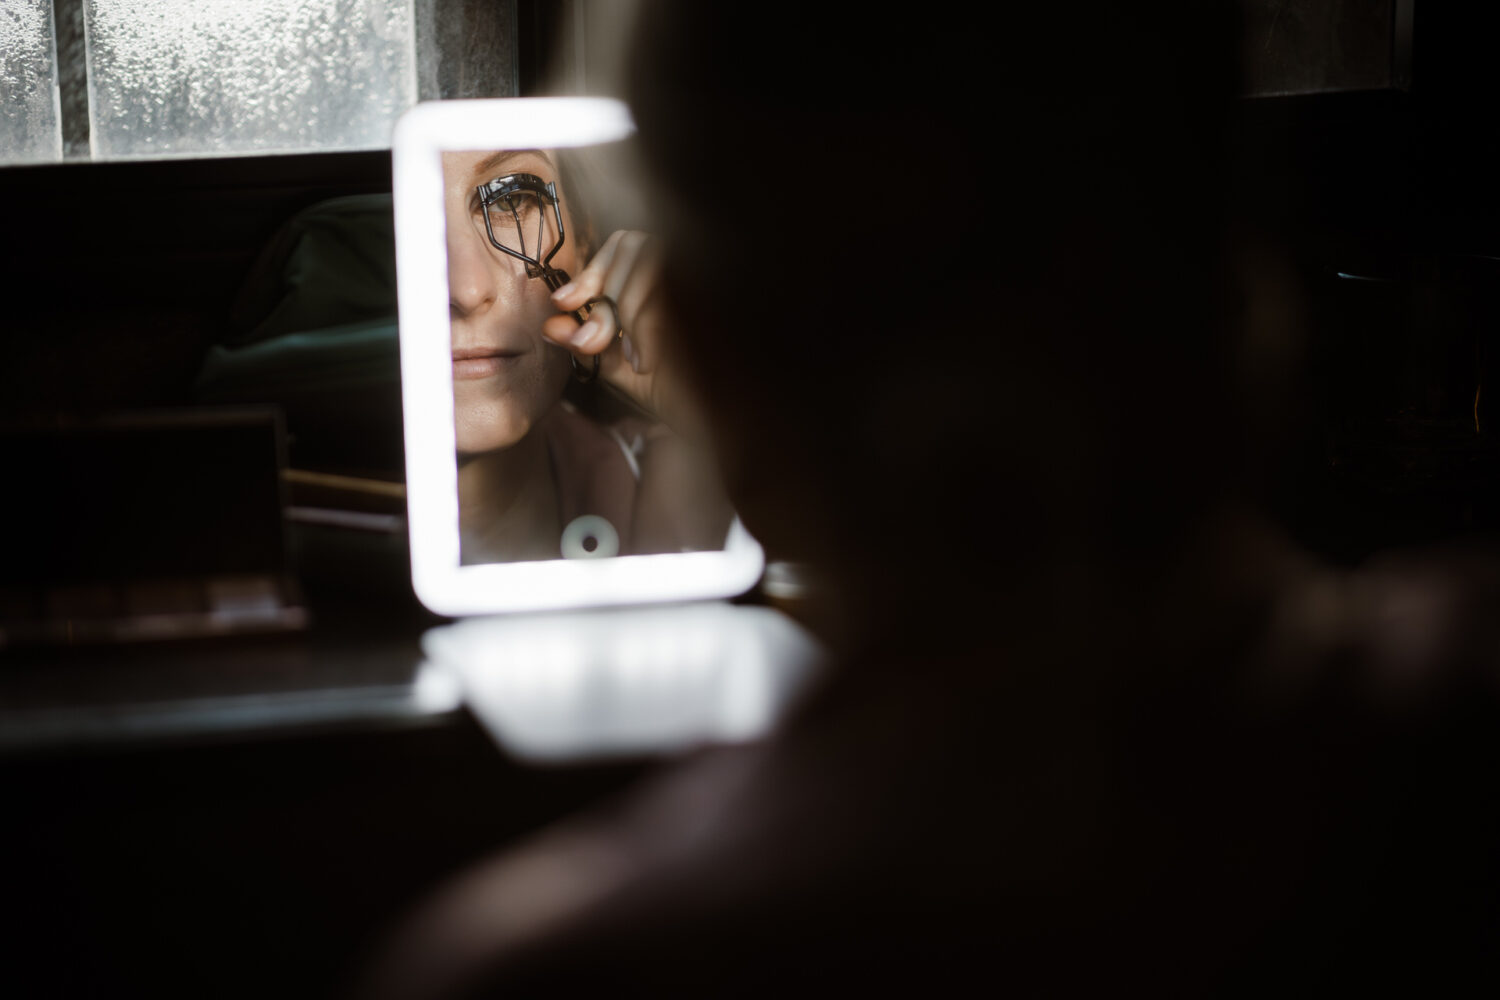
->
[0, 0, 64, 164]
[82, 0, 417, 159]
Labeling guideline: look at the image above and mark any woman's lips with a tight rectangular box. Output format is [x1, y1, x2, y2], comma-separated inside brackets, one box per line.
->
[452, 348, 522, 380]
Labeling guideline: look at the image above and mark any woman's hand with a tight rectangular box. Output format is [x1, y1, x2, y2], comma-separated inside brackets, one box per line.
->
[543, 230, 691, 429]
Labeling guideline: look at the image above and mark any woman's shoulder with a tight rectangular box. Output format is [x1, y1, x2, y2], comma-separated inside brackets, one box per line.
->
[549, 402, 649, 474]
[544, 403, 643, 552]
[546, 403, 733, 556]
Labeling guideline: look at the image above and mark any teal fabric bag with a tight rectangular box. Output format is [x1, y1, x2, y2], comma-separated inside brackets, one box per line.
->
[196, 195, 404, 478]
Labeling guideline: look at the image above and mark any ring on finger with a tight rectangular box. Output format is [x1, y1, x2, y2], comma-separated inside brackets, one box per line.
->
[586, 294, 624, 341]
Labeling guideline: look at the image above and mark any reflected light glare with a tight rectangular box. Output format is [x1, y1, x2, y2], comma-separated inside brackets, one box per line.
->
[412, 661, 464, 713]
[422, 603, 826, 762]
[615, 632, 650, 683]
[718, 644, 774, 741]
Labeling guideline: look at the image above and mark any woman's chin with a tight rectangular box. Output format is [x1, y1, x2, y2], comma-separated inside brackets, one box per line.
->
[455, 420, 529, 458]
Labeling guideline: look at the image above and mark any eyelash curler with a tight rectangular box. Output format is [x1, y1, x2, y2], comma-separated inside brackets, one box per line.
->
[476, 172, 617, 382]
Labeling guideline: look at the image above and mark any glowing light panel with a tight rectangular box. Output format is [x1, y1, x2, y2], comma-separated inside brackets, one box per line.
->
[392, 98, 765, 615]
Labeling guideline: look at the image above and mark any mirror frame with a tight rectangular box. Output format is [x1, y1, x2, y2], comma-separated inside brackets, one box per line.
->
[392, 97, 765, 615]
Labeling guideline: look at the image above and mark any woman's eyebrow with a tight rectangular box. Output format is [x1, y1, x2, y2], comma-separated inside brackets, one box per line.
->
[471, 148, 548, 179]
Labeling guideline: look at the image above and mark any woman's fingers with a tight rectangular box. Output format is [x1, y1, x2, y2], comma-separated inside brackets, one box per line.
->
[588, 231, 657, 374]
[541, 311, 610, 353]
[548, 230, 626, 313]
[540, 233, 622, 353]
[539, 229, 674, 419]
[612, 245, 664, 374]
[544, 231, 655, 360]
[612, 237, 659, 322]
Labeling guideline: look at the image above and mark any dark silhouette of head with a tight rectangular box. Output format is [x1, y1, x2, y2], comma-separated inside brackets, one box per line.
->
[627, 4, 1241, 643]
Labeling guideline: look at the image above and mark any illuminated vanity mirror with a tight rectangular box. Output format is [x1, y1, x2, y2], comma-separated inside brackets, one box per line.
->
[393, 98, 764, 615]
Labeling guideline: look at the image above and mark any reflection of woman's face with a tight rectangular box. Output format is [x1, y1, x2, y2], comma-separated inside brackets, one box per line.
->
[445, 149, 581, 457]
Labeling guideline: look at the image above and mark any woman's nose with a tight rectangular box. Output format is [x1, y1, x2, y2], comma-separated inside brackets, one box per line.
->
[448, 230, 498, 318]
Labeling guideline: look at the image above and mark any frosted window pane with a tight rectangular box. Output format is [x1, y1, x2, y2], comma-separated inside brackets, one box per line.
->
[83, 0, 416, 159]
[0, 0, 63, 164]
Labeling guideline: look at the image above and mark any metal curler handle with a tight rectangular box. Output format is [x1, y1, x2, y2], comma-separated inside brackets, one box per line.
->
[541, 267, 586, 323]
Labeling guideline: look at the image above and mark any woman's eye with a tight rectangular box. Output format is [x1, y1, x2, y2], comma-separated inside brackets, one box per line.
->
[483, 199, 553, 257]
[489, 197, 545, 234]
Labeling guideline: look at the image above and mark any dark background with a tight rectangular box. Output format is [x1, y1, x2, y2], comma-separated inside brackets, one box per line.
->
[0, 5, 593, 997]
[4, 2, 1500, 996]
[1229, 1, 1500, 563]
[3, 2, 1498, 560]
